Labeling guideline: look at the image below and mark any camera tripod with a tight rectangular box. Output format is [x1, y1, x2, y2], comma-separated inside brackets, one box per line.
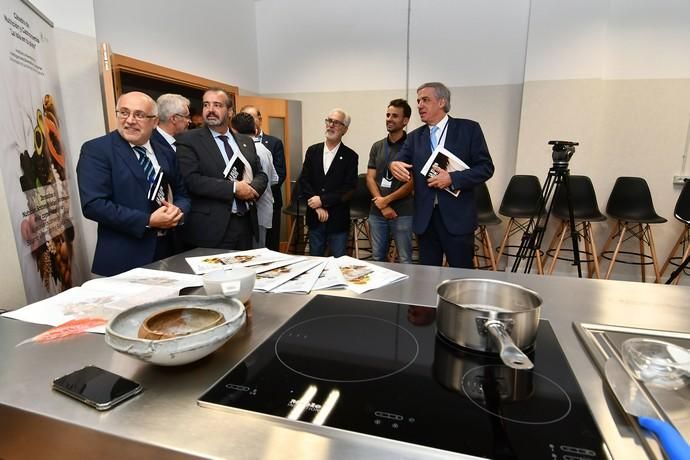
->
[511, 141, 583, 277]
[666, 252, 690, 284]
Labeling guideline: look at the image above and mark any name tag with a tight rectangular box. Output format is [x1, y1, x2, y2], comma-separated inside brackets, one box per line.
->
[380, 177, 392, 188]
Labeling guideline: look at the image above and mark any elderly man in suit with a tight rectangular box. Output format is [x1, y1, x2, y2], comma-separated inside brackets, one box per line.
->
[390, 82, 494, 268]
[77, 91, 190, 276]
[176, 88, 268, 250]
[298, 108, 358, 257]
[153, 93, 191, 151]
[240, 105, 286, 252]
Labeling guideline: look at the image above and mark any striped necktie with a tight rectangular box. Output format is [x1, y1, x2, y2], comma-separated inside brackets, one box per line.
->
[133, 145, 155, 184]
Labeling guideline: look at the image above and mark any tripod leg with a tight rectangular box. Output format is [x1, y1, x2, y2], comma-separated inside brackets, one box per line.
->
[605, 223, 627, 279]
[673, 240, 690, 285]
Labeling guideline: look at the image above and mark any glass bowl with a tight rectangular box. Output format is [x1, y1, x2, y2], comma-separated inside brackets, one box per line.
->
[621, 338, 690, 390]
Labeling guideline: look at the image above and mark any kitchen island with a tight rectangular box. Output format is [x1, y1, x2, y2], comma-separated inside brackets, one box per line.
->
[1, 247, 688, 459]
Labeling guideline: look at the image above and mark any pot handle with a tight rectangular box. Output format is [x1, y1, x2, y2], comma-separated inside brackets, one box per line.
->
[485, 320, 534, 370]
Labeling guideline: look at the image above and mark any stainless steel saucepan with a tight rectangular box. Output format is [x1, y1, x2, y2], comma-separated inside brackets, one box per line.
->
[436, 279, 542, 370]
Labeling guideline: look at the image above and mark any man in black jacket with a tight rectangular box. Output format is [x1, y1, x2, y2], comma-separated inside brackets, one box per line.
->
[298, 108, 358, 257]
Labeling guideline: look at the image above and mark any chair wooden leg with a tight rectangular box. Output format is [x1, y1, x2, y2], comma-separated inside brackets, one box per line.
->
[599, 222, 619, 266]
[605, 224, 627, 279]
[660, 227, 687, 277]
[548, 222, 568, 275]
[647, 224, 662, 283]
[483, 228, 498, 271]
[639, 224, 646, 283]
[544, 221, 564, 267]
[496, 219, 515, 268]
[586, 222, 602, 279]
[672, 241, 690, 285]
[286, 217, 297, 254]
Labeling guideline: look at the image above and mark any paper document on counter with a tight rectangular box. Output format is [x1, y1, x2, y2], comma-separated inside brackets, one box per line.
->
[272, 260, 327, 294]
[312, 257, 348, 291]
[1, 271, 184, 334]
[185, 248, 293, 274]
[254, 258, 324, 292]
[420, 146, 469, 197]
[335, 256, 408, 294]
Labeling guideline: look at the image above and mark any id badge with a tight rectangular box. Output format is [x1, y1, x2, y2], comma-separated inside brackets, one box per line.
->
[380, 177, 392, 188]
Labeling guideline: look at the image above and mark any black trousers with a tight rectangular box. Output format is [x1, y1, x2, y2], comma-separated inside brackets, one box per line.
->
[265, 184, 282, 251]
[219, 214, 253, 250]
[418, 207, 474, 268]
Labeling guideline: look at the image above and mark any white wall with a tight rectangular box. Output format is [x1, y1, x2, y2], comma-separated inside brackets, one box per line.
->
[93, 0, 260, 93]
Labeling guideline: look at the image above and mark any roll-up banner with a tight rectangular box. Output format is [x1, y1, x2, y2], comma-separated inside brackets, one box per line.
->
[1, 0, 80, 302]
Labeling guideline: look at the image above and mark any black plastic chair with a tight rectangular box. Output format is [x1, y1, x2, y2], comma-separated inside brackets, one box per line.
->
[544, 176, 606, 277]
[282, 181, 309, 254]
[473, 182, 501, 270]
[600, 177, 667, 282]
[348, 174, 372, 259]
[660, 180, 690, 284]
[495, 175, 543, 271]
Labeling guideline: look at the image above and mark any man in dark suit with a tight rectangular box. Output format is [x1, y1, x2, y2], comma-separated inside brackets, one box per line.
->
[77, 91, 190, 276]
[298, 108, 358, 257]
[240, 105, 286, 252]
[390, 82, 494, 268]
[176, 88, 268, 250]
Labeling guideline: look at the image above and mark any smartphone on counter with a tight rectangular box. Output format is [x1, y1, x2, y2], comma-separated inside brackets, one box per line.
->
[52, 365, 142, 411]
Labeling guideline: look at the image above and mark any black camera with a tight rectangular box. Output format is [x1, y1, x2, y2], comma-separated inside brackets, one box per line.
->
[548, 140, 578, 166]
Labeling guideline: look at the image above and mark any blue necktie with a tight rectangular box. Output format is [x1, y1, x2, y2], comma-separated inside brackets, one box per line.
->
[133, 145, 155, 184]
[218, 135, 248, 215]
[430, 125, 439, 151]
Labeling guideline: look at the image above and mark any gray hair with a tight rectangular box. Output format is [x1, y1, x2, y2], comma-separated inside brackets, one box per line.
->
[157, 93, 190, 122]
[330, 108, 351, 127]
[117, 91, 158, 116]
[417, 82, 451, 113]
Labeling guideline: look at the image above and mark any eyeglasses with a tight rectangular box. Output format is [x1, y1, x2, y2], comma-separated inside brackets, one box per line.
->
[324, 118, 345, 127]
[174, 113, 191, 121]
[115, 110, 157, 121]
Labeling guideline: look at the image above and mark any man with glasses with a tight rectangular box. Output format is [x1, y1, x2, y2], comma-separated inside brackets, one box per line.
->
[77, 91, 190, 276]
[176, 88, 268, 250]
[153, 93, 191, 151]
[390, 82, 494, 268]
[240, 105, 286, 252]
[297, 109, 358, 257]
[366, 99, 414, 264]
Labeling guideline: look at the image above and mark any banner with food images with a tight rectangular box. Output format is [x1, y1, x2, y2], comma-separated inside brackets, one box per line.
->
[1, 1, 81, 302]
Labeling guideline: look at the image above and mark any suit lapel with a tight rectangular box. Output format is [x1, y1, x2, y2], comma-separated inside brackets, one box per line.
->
[112, 132, 148, 194]
[200, 128, 228, 174]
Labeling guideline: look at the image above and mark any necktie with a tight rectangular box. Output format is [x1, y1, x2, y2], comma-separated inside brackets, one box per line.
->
[218, 135, 248, 215]
[133, 145, 155, 184]
[430, 125, 439, 151]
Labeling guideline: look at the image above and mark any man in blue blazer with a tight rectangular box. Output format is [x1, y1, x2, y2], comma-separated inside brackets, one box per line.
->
[390, 82, 494, 268]
[298, 108, 358, 257]
[77, 91, 190, 276]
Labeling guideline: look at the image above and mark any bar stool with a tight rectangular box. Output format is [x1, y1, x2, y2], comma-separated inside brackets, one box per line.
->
[473, 182, 501, 270]
[660, 180, 690, 284]
[544, 176, 606, 277]
[600, 177, 667, 282]
[495, 175, 543, 270]
[349, 174, 372, 259]
[282, 181, 309, 254]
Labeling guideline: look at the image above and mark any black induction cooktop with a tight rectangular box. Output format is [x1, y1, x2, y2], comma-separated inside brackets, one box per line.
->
[199, 295, 608, 459]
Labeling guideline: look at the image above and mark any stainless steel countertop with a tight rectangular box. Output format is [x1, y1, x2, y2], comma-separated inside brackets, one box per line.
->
[2, 247, 688, 459]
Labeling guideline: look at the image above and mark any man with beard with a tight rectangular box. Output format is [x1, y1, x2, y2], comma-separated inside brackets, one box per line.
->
[297, 108, 358, 257]
[176, 88, 268, 250]
[366, 99, 414, 263]
[77, 91, 190, 276]
[390, 82, 494, 268]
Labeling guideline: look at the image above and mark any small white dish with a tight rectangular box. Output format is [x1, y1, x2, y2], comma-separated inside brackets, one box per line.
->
[203, 267, 255, 304]
[105, 295, 246, 366]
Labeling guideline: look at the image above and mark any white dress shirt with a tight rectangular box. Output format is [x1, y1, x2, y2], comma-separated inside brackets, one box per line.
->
[323, 142, 341, 174]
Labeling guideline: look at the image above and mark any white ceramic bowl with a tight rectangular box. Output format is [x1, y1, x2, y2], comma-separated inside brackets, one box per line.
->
[203, 267, 255, 304]
[105, 295, 246, 366]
